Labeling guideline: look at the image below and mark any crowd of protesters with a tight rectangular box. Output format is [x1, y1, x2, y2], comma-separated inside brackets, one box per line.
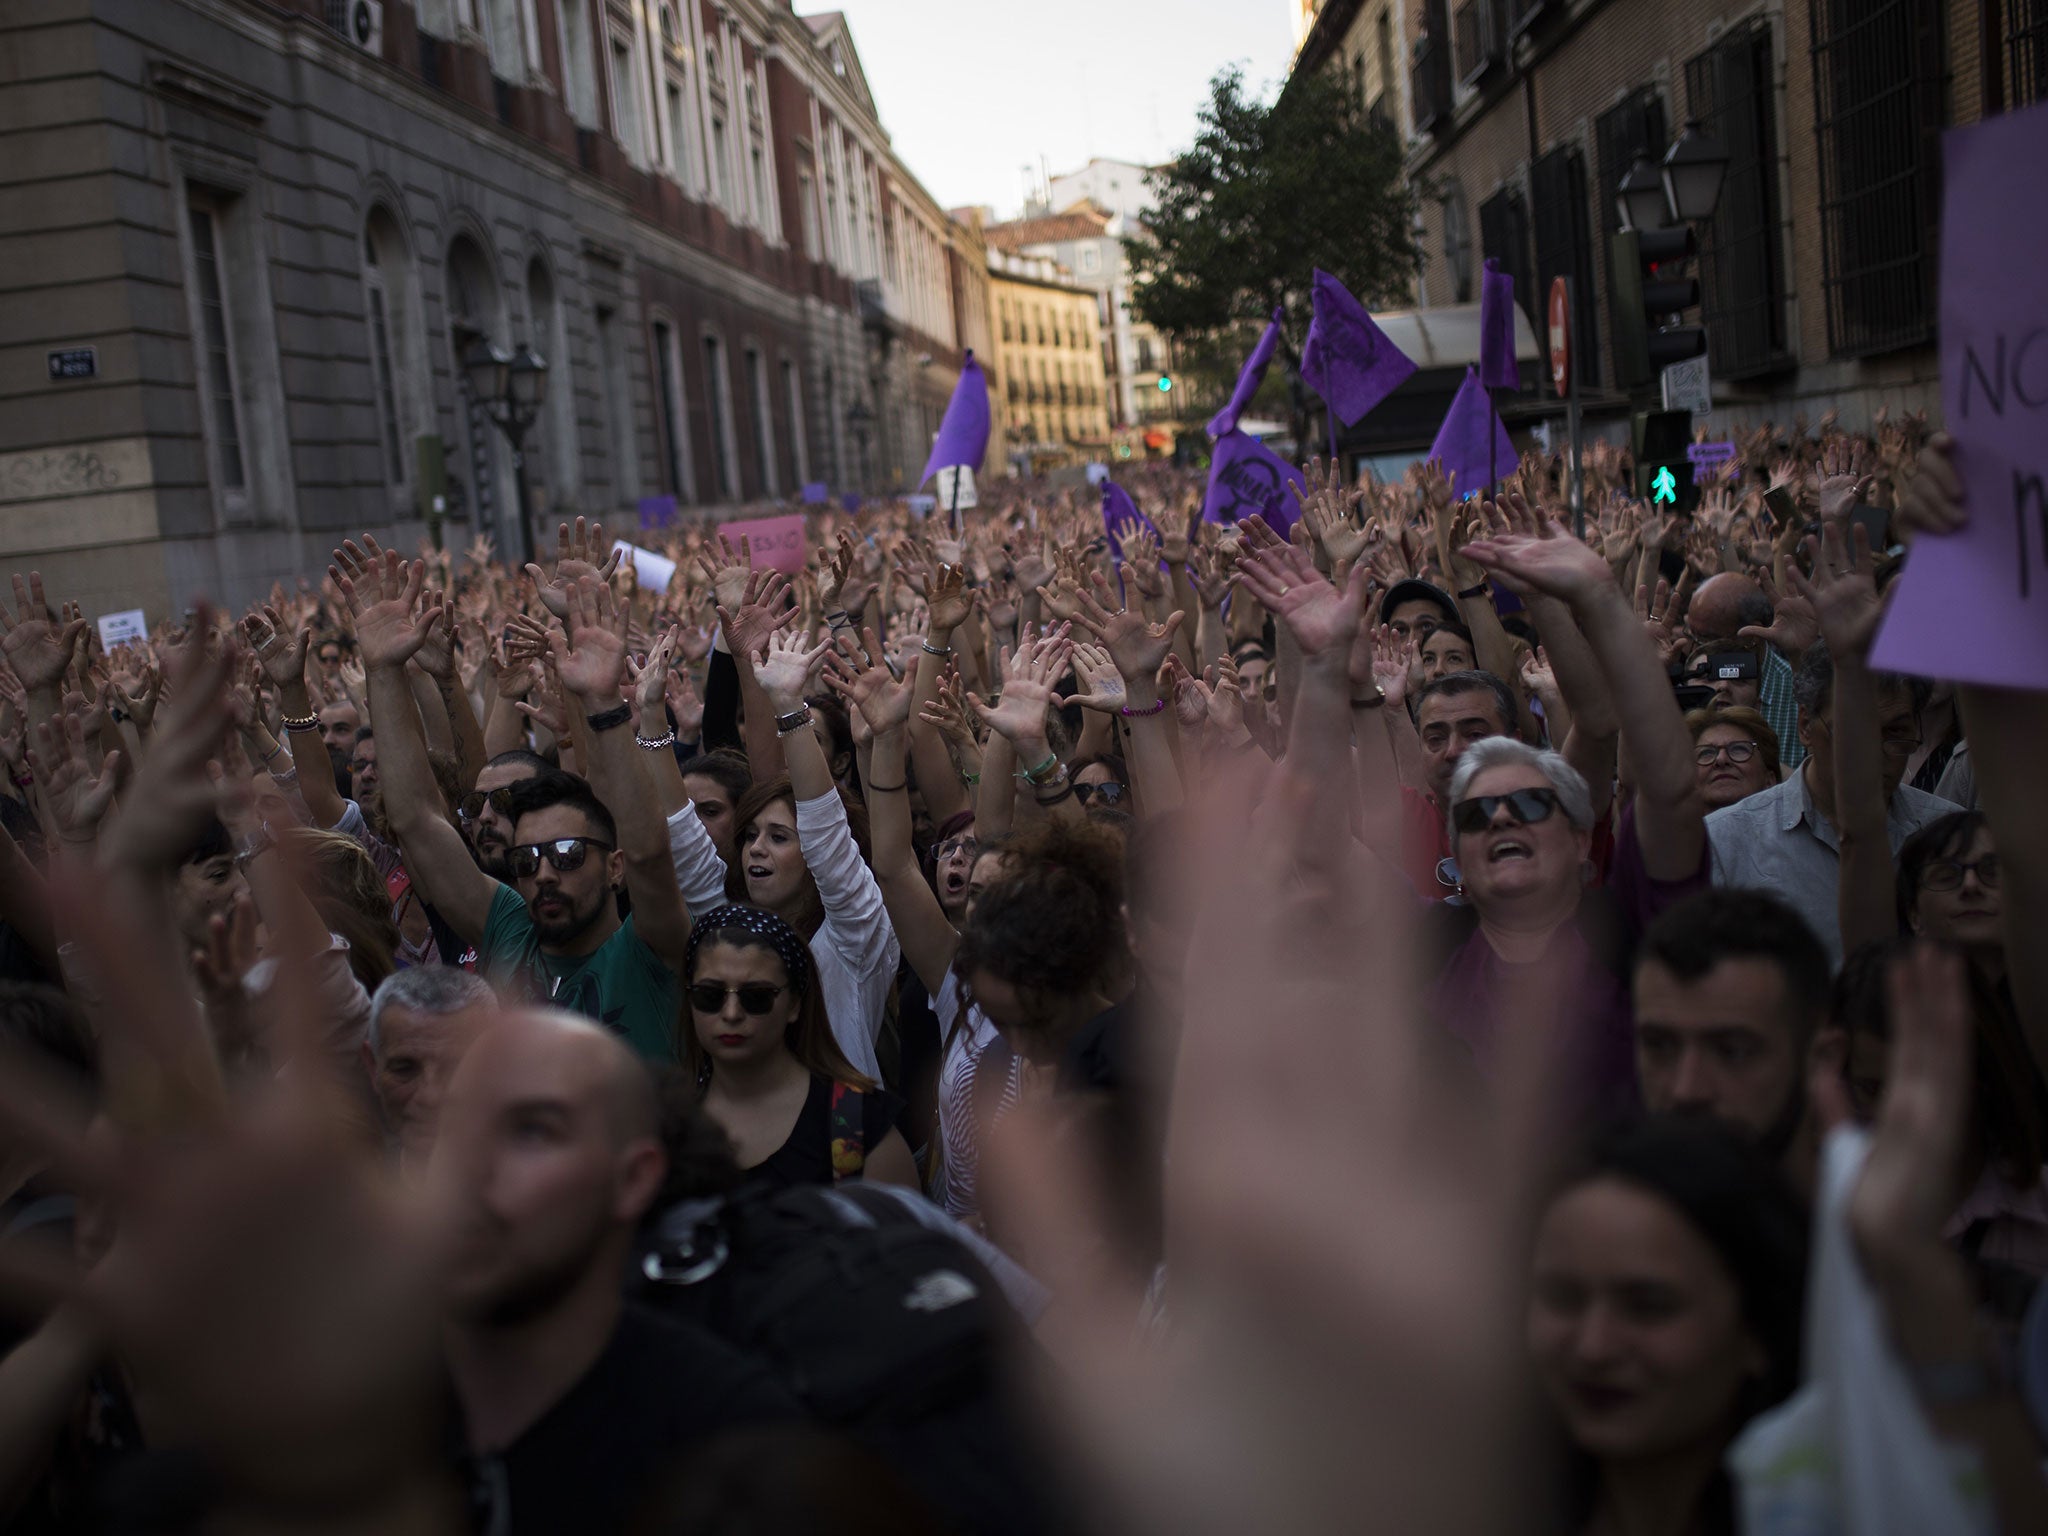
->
[0, 408, 2043, 1535]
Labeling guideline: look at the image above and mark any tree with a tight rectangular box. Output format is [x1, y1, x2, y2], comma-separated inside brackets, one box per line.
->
[1126, 66, 1419, 449]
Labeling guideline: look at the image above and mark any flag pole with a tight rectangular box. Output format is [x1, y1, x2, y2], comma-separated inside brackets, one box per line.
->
[1487, 384, 1498, 501]
[948, 464, 962, 534]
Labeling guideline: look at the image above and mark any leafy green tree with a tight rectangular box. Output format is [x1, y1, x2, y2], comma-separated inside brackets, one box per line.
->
[1127, 66, 1419, 446]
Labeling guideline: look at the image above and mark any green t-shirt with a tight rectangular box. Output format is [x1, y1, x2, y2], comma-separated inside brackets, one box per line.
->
[479, 883, 680, 1062]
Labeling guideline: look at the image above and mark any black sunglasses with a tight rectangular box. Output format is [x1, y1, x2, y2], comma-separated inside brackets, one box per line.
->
[1450, 787, 1561, 836]
[1074, 781, 1126, 807]
[460, 787, 518, 823]
[687, 982, 785, 1016]
[506, 837, 613, 878]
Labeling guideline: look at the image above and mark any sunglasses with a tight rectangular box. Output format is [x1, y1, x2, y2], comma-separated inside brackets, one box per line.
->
[1074, 781, 1126, 807]
[687, 982, 785, 1015]
[1921, 855, 1999, 893]
[506, 837, 613, 878]
[460, 787, 517, 823]
[1450, 786, 1561, 836]
[1695, 741, 1760, 766]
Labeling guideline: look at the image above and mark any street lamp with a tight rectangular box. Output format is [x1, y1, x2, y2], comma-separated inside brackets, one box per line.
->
[844, 397, 874, 493]
[464, 337, 548, 566]
[1661, 120, 1729, 225]
[1617, 153, 1670, 233]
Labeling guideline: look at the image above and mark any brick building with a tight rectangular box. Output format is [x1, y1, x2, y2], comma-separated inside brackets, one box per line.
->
[1292, 0, 2048, 439]
[2, 0, 987, 619]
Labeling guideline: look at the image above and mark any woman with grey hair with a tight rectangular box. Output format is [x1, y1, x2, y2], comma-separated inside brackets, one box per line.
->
[1424, 511, 1716, 1113]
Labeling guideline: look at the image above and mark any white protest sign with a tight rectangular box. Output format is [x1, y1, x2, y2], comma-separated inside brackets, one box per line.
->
[97, 608, 148, 649]
[934, 465, 978, 510]
[612, 540, 677, 596]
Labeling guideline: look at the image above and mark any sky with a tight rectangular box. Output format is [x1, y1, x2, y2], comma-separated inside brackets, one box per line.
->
[823, 0, 1301, 216]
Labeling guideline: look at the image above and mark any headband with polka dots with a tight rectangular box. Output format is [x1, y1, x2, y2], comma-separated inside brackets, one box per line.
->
[686, 904, 812, 996]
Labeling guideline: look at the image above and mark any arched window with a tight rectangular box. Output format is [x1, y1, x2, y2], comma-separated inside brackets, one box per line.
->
[362, 206, 426, 496]
[526, 255, 578, 505]
[445, 234, 509, 539]
[659, 5, 693, 188]
[648, 315, 695, 503]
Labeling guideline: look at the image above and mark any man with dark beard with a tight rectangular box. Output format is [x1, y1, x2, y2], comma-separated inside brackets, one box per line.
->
[1630, 890, 1834, 1198]
[460, 749, 552, 879]
[432, 1009, 798, 1535]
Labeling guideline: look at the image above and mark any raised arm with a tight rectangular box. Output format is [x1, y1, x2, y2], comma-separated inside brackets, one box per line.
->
[1465, 512, 1706, 881]
[826, 633, 960, 994]
[339, 541, 499, 942]
[412, 590, 486, 791]
[552, 577, 693, 967]
[244, 606, 345, 831]
[969, 629, 1082, 827]
[906, 562, 973, 827]
[1065, 577, 1186, 817]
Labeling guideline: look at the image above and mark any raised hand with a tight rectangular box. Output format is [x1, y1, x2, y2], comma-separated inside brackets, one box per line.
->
[1293, 455, 1370, 568]
[918, 668, 981, 750]
[1810, 436, 1875, 526]
[0, 572, 88, 693]
[242, 605, 311, 691]
[97, 622, 236, 872]
[1070, 642, 1129, 714]
[1364, 623, 1412, 708]
[514, 658, 572, 737]
[411, 588, 456, 682]
[695, 532, 756, 612]
[713, 568, 791, 666]
[825, 626, 916, 734]
[1066, 575, 1183, 690]
[1789, 520, 1883, 660]
[1232, 522, 1365, 661]
[1188, 543, 1235, 610]
[751, 628, 831, 714]
[819, 530, 873, 618]
[626, 626, 679, 715]
[524, 517, 622, 620]
[969, 629, 1073, 748]
[1463, 511, 1617, 608]
[1116, 522, 1167, 601]
[28, 710, 122, 841]
[465, 532, 497, 569]
[925, 562, 973, 633]
[552, 576, 630, 705]
[332, 542, 441, 671]
[1634, 576, 1691, 669]
[1737, 571, 1821, 658]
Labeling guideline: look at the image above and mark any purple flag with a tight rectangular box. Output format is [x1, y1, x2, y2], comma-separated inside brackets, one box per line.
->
[919, 351, 990, 485]
[1101, 481, 1164, 565]
[1206, 307, 1284, 439]
[1479, 259, 1519, 391]
[1427, 367, 1517, 499]
[637, 494, 678, 530]
[1203, 429, 1306, 537]
[801, 481, 829, 504]
[1300, 270, 1418, 427]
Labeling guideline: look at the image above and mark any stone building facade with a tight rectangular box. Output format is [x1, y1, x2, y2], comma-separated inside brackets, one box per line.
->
[985, 249, 1112, 469]
[2, 0, 986, 620]
[1290, 0, 2048, 438]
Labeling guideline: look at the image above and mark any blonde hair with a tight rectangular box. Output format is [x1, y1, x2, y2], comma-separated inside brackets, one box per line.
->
[280, 827, 398, 990]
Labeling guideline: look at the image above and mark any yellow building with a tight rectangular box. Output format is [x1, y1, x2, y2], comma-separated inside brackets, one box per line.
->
[986, 249, 1110, 466]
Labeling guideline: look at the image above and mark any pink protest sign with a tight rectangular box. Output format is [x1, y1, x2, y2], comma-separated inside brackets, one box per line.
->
[720, 513, 808, 575]
[1871, 98, 2048, 688]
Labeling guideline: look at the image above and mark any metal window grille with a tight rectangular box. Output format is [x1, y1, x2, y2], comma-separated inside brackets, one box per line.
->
[1530, 147, 1601, 387]
[1684, 19, 1791, 379]
[1478, 186, 1535, 336]
[1999, 0, 2048, 111]
[1810, 0, 1943, 358]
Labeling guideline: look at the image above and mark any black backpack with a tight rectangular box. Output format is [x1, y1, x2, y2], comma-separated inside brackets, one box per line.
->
[635, 1183, 1063, 1536]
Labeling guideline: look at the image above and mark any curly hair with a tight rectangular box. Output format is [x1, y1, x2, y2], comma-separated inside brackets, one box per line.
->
[953, 818, 1128, 1033]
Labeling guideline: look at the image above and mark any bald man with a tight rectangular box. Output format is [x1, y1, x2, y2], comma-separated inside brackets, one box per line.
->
[1687, 572, 1804, 769]
[432, 1010, 798, 1535]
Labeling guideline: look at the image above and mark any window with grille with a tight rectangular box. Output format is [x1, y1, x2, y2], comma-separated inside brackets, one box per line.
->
[189, 202, 247, 493]
[1595, 87, 1665, 383]
[1997, 0, 2048, 109]
[1478, 186, 1535, 335]
[1684, 19, 1790, 379]
[1810, 0, 1943, 358]
[1529, 147, 1600, 388]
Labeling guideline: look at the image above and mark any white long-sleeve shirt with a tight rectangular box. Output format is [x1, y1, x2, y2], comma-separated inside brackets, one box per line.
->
[795, 789, 901, 1082]
[665, 800, 736, 921]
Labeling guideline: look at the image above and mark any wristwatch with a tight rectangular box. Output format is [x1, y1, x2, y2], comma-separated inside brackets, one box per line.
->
[585, 702, 633, 733]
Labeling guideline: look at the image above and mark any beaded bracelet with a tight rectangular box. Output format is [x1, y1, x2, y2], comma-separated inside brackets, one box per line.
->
[1119, 698, 1167, 718]
[635, 731, 677, 751]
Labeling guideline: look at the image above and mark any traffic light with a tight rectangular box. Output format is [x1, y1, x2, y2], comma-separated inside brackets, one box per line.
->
[1155, 373, 1174, 394]
[1632, 408, 1699, 514]
[1610, 228, 1705, 395]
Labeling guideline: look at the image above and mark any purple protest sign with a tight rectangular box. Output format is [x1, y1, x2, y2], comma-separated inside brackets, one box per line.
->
[839, 492, 862, 513]
[801, 481, 829, 504]
[1479, 259, 1519, 391]
[1203, 429, 1305, 537]
[1872, 99, 2048, 688]
[1427, 367, 1516, 500]
[638, 494, 678, 530]
[919, 351, 990, 486]
[1300, 269, 1417, 427]
[1207, 307, 1284, 440]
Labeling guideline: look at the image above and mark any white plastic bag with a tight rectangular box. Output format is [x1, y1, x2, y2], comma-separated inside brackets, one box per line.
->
[1730, 1126, 1995, 1535]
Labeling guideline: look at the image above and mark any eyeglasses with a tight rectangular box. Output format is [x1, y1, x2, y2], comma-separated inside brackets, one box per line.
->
[460, 787, 517, 823]
[935, 836, 980, 863]
[506, 837, 613, 878]
[686, 981, 785, 1015]
[1074, 781, 1126, 807]
[1694, 741, 1760, 766]
[1450, 786, 1562, 836]
[1880, 731, 1923, 759]
[1921, 855, 2000, 893]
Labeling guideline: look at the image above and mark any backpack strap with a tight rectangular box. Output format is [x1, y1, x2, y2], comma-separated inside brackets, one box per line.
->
[828, 1080, 867, 1184]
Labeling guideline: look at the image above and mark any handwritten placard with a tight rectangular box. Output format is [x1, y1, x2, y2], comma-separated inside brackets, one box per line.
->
[1871, 98, 2048, 688]
[97, 608, 148, 649]
[719, 513, 807, 574]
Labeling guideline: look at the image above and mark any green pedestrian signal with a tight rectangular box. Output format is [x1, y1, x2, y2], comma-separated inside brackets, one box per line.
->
[1651, 465, 1677, 504]
[1156, 374, 1173, 393]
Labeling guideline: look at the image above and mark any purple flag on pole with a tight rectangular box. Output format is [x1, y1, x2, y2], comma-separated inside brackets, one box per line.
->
[1206, 307, 1285, 439]
[919, 350, 990, 486]
[1428, 367, 1517, 499]
[1299, 270, 1418, 427]
[1203, 429, 1306, 537]
[1479, 259, 1519, 391]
